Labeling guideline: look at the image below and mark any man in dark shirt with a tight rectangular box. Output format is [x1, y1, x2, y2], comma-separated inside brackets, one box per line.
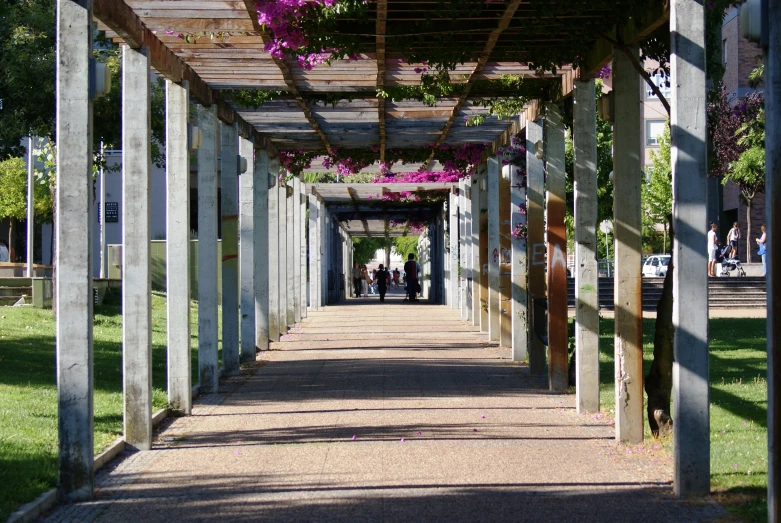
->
[376, 264, 390, 302]
[403, 253, 419, 302]
[352, 262, 362, 298]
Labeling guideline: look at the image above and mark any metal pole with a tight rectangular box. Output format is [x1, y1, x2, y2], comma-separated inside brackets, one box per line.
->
[99, 141, 106, 279]
[27, 136, 35, 278]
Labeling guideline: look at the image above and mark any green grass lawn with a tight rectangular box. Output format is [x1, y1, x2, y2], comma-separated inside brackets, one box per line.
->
[596, 316, 768, 522]
[0, 290, 214, 521]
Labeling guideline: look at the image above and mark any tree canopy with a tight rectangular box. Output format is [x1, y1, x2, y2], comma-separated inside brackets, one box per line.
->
[0, 156, 53, 223]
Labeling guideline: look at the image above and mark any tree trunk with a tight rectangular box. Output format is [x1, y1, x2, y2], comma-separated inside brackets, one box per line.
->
[385, 245, 391, 268]
[645, 217, 675, 437]
[8, 217, 15, 262]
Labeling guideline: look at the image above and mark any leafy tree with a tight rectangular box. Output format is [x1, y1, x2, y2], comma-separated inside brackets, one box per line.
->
[0, 0, 55, 158]
[352, 237, 391, 266]
[708, 85, 764, 260]
[726, 107, 765, 260]
[0, 156, 53, 258]
[642, 122, 673, 254]
[393, 236, 420, 262]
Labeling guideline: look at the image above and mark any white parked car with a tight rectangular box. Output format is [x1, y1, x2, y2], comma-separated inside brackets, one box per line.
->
[642, 255, 671, 277]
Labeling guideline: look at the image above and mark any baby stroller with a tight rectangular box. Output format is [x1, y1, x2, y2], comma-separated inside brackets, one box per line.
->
[717, 244, 746, 277]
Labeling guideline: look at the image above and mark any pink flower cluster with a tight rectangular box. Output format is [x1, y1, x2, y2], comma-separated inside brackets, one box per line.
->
[321, 152, 372, 176]
[255, 0, 345, 70]
[435, 142, 489, 177]
[279, 149, 317, 175]
[498, 134, 526, 167]
[372, 171, 461, 184]
[511, 222, 528, 240]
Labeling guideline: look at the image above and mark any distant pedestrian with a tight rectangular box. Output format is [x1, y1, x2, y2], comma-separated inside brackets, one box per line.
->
[757, 224, 767, 276]
[404, 253, 419, 302]
[352, 262, 362, 298]
[0, 240, 8, 263]
[707, 222, 719, 277]
[370, 269, 378, 295]
[392, 268, 400, 289]
[360, 264, 370, 297]
[376, 264, 390, 302]
[728, 222, 740, 259]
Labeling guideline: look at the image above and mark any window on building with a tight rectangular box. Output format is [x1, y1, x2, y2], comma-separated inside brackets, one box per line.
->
[645, 72, 671, 100]
[646, 120, 666, 147]
[722, 38, 728, 66]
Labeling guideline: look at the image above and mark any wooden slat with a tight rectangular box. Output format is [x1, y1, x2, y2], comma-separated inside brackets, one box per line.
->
[93, 0, 278, 155]
[421, 0, 523, 170]
[240, 0, 334, 154]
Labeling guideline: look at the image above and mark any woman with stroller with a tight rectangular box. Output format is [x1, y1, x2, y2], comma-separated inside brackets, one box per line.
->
[728, 222, 740, 259]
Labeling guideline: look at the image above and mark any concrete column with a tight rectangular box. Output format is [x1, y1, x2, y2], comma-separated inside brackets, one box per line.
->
[165, 80, 192, 414]
[573, 79, 600, 413]
[121, 45, 152, 450]
[55, 0, 94, 499]
[510, 161, 529, 362]
[286, 184, 296, 325]
[239, 143, 256, 359]
[766, 1, 781, 517]
[613, 46, 644, 443]
[499, 165, 512, 348]
[268, 164, 280, 341]
[671, 0, 710, 495]
[471, 176, 481, 327]
[196, 104, 219, 394]
[220, 123, 240, 376]
[487, 157, 501, 341]
[526, 119, 546, 375]
[308, 194, 319, 310]
[278, 179, 288, 331]
[460, 179, 469, 318]
[252, 144, 269, 355]
[293, 177, 302, 323]
[300, 182, 308, 317]
[478, 166, 489, 331]
[450, 191, 460, 309]
[546, 103, 569, 391]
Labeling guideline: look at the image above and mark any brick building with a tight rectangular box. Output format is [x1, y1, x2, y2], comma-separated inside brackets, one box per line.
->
[720, 6, 765, 262]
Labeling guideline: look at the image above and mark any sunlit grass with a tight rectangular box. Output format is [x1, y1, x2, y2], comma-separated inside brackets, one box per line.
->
[0, 290, 214, 520]
[596, 316, 768, 522]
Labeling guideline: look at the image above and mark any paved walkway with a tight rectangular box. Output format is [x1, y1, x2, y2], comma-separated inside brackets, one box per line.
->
[46, 292, 724, 522]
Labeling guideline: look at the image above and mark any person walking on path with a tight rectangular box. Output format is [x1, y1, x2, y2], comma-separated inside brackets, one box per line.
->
[360, 265, 370, 297]
[707, 222, 719, 277]
[352, 262, 362, 298]
[376, 264, 390, 302]
[392, 268, 400, 289]
[728, 222, 740, 259]
[757, 224, 767, 276]
[404, 253, 420, 302]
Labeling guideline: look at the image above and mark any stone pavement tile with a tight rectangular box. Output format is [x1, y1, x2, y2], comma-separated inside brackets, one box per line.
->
[43, 300, 726, 523]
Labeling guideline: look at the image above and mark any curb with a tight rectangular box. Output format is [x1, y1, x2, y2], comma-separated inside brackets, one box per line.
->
[6, 408, 170, 523]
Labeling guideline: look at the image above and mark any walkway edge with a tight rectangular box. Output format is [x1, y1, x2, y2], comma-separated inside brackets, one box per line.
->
[5, 408, 170, 523]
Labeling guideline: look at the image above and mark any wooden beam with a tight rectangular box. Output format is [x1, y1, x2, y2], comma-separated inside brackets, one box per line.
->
[421, 0, 523, 170]
[241, 0, 334, 154]
[93, 0, 277, 156]
[348, 187, 372, 237]
[579, 2, 669, 81]
[377, 0, 387, 163]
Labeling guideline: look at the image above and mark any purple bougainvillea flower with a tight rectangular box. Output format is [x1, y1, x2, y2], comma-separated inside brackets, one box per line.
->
[352, 435, 357, 440]
[473, 428, 478, 432]
[400, 438, 405, 443]
[417, 431, 422, 435]
[481, 415, 486, 419]
[733, 463, 739, 469]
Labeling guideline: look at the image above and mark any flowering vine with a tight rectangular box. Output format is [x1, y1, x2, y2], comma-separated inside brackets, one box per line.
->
[279, 149, 318, 176]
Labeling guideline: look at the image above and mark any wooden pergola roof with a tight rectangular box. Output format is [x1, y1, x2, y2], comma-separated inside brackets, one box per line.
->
[311, 183, 455, 237]
[94, 1, 666, 164]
